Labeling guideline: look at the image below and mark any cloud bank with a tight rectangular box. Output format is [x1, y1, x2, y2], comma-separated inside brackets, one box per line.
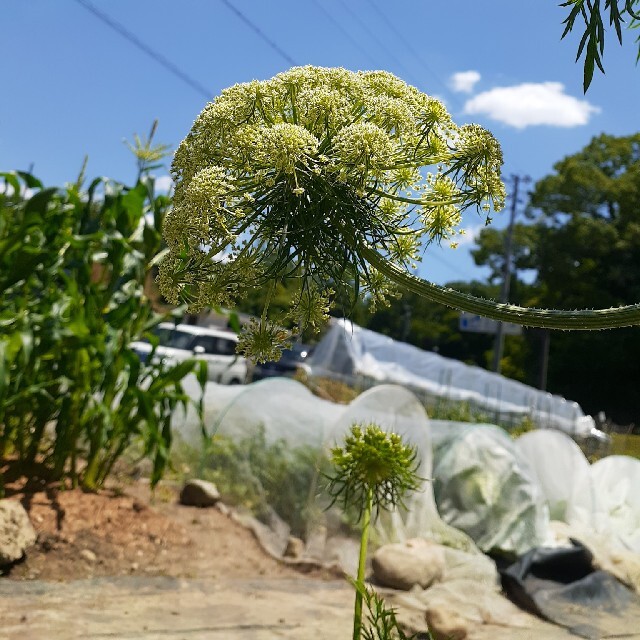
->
[463, 82, 600, 129]
[449, 70, 481, 93]
[155, 175, 173, 192]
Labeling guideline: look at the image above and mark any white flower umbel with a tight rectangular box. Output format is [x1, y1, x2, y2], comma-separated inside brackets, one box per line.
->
[161, 66, 640, 361]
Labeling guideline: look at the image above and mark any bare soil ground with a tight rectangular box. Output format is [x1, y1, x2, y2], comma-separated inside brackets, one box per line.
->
[1, 468, 324, 583]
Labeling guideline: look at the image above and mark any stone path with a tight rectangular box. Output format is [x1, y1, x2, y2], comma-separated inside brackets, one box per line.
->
[0, 577, 354, 640]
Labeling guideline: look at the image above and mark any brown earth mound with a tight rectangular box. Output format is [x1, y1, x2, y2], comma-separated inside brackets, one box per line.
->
[1, 472, 313, 583]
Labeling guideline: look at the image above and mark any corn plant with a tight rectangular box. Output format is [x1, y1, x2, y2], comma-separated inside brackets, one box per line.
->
[0, 163, 205, 492]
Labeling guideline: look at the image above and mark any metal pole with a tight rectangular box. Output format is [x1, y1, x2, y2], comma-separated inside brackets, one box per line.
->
[492, 175, 527, 373]
[538, 329, 550, 390]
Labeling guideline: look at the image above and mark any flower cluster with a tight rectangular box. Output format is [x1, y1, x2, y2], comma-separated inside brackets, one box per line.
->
[160, 66, 505, 360]
[326, 423, 421, 520]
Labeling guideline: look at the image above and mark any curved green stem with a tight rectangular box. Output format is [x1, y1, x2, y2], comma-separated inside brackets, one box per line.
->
[362, 245, 640, 330]
[369, 187, 462, 207]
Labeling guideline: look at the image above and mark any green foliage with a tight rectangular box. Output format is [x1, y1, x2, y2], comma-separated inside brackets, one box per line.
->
[351, 578, 424, 640]
[327, 424, 421, 521]
[560, 0, 640, 91]
[178, 429, 325, 537]
[0, 168, 203, 491]
[473, 133, 640, 424]
[610, 432, 640, 459]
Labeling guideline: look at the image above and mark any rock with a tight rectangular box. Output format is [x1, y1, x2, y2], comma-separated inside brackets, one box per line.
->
[80, 549, 97, 563]
[421, 579, 577, 640]
[426, 606, 470, 640]
[179, 479, 221, 507]
[0, 499, 37, 567]
[216, 501, 230, 517]
[283, 536, 305, 559]
[372, 538, 445, 590]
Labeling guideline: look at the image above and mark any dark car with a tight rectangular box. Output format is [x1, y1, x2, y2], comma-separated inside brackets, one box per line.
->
[251, 343, 313, 381]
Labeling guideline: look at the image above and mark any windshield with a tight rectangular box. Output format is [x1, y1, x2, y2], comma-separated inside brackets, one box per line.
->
[151, 327, 195, 350]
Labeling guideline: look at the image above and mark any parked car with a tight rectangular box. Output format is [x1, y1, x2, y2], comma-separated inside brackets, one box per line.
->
[131, 323, 248, 384]
[251, 343, 313, 381]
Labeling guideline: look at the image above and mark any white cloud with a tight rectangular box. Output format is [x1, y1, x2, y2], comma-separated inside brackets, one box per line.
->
[449, 70, 481, 93]
[155, 175, 173, 192]
[0, 183, 35, 198]
[463, 82, 600, 129]
[446, 223, 484, 249]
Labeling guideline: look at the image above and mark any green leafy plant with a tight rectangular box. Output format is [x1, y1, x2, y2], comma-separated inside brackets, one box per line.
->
[326, 424, 422, 640]
[560, 0, 640, 91]
[0, 146, 204, 492]
[159, 65, 640, 366]
[176, 428, 324, 536]
[352, 580, 422, 640]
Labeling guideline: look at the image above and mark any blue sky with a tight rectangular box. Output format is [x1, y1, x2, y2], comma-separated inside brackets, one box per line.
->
[3, 0, 640, 285]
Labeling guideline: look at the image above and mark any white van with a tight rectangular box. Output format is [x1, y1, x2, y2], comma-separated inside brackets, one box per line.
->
[131, 323, 248, 385]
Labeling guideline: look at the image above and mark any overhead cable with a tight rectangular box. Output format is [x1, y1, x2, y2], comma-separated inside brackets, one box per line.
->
[73, 0, 212, 100]
[363, 0, 456, 99]
[309, 0, 379, 68]
[218, 0, 298, 66]
[334, 0, 421, 86]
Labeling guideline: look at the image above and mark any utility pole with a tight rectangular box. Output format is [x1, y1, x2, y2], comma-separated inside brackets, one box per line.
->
[492, 174, 530, 373]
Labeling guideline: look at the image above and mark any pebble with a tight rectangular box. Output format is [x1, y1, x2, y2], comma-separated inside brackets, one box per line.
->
[80, 549, 97, 563]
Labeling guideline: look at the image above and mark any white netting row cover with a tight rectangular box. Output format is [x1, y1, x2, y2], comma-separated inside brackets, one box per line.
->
[305, 318, 595, 435]
[176, 378, 640, 564]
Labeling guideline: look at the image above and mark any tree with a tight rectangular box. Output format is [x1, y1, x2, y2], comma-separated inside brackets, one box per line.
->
[561, 0, 640, 91]
[473, 133, 640, 425]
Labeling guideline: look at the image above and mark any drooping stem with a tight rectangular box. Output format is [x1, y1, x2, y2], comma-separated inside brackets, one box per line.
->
[353, 486, 373, 640]
[362, 245, 640, 330]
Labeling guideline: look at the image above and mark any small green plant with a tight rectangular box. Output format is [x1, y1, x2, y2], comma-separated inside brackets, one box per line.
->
[174, 428, 326, 537]
[326, 423, 423, 640]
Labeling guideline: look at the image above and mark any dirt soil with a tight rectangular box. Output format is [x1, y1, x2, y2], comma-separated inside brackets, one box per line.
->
[1, 471, 325, 583]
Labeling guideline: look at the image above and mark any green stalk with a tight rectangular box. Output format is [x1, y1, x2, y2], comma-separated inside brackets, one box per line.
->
[362, 244, 640, 330]
[353, 486, 373, 640]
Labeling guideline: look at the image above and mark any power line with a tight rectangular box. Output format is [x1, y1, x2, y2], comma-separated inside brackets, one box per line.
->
[218, 0, 297, 66]
[309, 0, 379, 68]
[73, 0, 212, 100]
[363, 0, 456, 101]
[334, 0, 420, 84]
[426, 250, 472, 280]
[492, 174, 531, 374]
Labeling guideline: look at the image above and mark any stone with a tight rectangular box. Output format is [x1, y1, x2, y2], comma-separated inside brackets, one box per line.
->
[216, 501, 230, 517]
[422, 579, 579, 640]
[426, 606, 470, 640]
[80, 549, 97, 563]
[385, 579, 575, 640]
[179, 479, 221, 507]
[283, 536, 305, 559]
[372, 538, 445, 590]
[0, 499, 37, 567]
